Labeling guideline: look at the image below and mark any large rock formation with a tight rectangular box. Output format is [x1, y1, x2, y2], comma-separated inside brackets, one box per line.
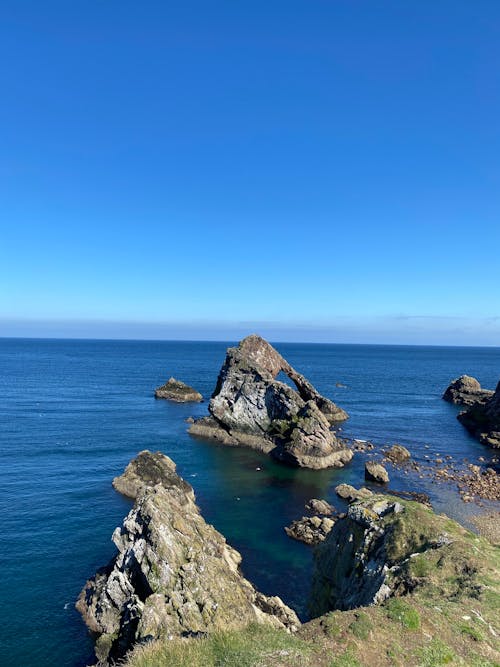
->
[310, 495, 473, 616]
[154, 377, 203, 402]
[457, 380, 500, 449]
[442, 375, 493, 406]
[285, 516, 335, 545]
[77, 451, 299, 664]
[188, 335, 351, 469]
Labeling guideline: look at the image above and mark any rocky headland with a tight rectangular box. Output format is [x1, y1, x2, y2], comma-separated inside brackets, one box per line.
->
[457, 380, 500, 449]
[442, 375, 494, 406]
[77, 451, 299, 664]
[154, 377, 203, 402]
[188, 335, 352, 469]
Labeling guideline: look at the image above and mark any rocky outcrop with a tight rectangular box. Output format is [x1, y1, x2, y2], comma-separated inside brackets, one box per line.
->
[154, 377, 202, 402]
[335, 484, 373, 502]
[457, 380, 500, 449]
[77, 451, 299, 664]
[189, 335, 351, 470]
[365, 461, 389, 483]
[285, 516, 335, 545]
[305, 499, 335, 516]
[311, 495, 459, 615]
[384, 444, 411, 463]
[442, 375, 493, 406]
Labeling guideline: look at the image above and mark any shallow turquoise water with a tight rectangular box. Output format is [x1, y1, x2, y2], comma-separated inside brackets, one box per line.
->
[0, 339, 499, 666]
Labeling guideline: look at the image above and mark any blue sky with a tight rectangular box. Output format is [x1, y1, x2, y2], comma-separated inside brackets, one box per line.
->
[0, 1, 499, 344]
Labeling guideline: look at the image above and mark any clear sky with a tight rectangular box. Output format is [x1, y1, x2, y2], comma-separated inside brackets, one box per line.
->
[1, 1, 499, 344]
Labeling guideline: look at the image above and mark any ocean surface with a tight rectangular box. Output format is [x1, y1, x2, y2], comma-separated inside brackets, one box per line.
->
[0, 338, 499, 667]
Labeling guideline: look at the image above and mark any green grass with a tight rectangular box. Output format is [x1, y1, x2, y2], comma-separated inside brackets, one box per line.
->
[458, 622, 484, 642]
[329, 647, 362, 667]
[385, 598, 421, 630]
[126, 623, 312, 667]
[348, 612, 372, 640]
[416, 638, 455, 666]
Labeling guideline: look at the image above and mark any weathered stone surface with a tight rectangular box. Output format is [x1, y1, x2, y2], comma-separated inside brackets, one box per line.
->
[335, 484, 373, 502]
[384, 444, 411, 463]
[458, 380, 500, 449]
[365, 461, 389, 484]
[285, 516, 335, 545]
[189, 335, 351, 469]
[154, 377, 203, 402]
[77, 451, 299, 664]
[442, 375, 493, 407]
[305, 498, 335, 516]
[112, 450, 194, 501]
[311, 495, 454, 615]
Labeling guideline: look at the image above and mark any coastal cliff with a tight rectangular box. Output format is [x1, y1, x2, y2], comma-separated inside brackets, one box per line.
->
[189, 335, 352, 469]
[442, 375, 494, 407]
[458, 380, 500, 449]
[76, 451, 299, 664]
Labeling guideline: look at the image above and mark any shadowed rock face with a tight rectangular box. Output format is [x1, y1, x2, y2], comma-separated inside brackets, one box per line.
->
[77, 451, 299, 664]
[458, 380, 500, 449]
[189, 335, 351, 470]
[442, 375, 493, 407]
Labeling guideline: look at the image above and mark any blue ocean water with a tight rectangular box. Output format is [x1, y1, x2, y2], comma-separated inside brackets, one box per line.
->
[0, 338, 499, 667]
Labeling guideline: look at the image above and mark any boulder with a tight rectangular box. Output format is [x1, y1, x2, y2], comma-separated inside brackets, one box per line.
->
[457, 380, 500, 449]
[305, 498, 335, 516]
[189, 335, 351, 469]
[384, 444, 411, 463]
[285, 516, 335, 545]
[77, 451, 299, 664]
[154, 377, 203, 402]
[335, 484, 373, 502]
[365, 461, 389, 484]
[442, 375, 493, 406]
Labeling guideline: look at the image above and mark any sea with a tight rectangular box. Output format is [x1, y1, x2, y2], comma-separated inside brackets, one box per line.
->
[0, 338, 499, 667]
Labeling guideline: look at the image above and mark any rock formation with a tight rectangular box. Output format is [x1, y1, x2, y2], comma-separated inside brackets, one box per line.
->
[365, 461, 389, 483]
[188, 335, 351, 469]
[285, 516, 335, 545]
[335, 484, 373, 502]
[442, 375, 493, 406]
[77, 451, 299, 664]
[457, 380, 500, 449]
[154, 377, 203, 402]
[384, 444, 411, 463]
[305, 498, 335, 516]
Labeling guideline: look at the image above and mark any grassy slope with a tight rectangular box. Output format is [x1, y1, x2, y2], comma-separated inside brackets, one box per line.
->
[125, 502, 499, 667]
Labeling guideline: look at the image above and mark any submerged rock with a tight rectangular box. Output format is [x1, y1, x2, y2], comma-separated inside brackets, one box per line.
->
[285, 516, 335, 545]
[457, 380, 500, 449]
[189, 335, 351, 469]
[77, 451, 299, 664]
[365, 461, 389, 484]
[442, 375, 493, 407]
[154, 377, 203, 402]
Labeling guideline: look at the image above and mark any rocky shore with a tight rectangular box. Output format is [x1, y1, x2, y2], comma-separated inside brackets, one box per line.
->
[457, 380, 500, 449]
[188, 335, 352, 469]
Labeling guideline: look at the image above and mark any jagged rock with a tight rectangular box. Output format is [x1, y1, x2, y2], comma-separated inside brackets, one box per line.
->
[365, 461, 389, 484]
[458, 380, 500, 449]
[442, 375, 493, 406]
[112, 450, 194, 501]
[154, 377, 203, 402]
[305, 498, 335, 516]
[310, 495, 459, 615]
[384, 444, 411, 463]
[77, 451, 299, 664]
[335, 484, 373, 502]
[189, 335, 351, 469]
[285, 516, 335, 545]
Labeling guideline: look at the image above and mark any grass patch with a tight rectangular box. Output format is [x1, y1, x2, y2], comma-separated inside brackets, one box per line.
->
[416, 638, 455, 666]
[410, 554, 432, 578]
[348, 611, 372, 640]
[126, 623, 311, 667]
[329, 647, 362, 667]
[321, 613, 342, 639]
[385, 598, 421, 630]
[458, 622, 484, 642]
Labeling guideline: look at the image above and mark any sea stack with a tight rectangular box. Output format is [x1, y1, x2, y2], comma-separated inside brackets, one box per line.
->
[457, 380, 500, 449]
[77, 451, 299, 664]
[442, 375, 494, 406]
[188, 334, 352, 469]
